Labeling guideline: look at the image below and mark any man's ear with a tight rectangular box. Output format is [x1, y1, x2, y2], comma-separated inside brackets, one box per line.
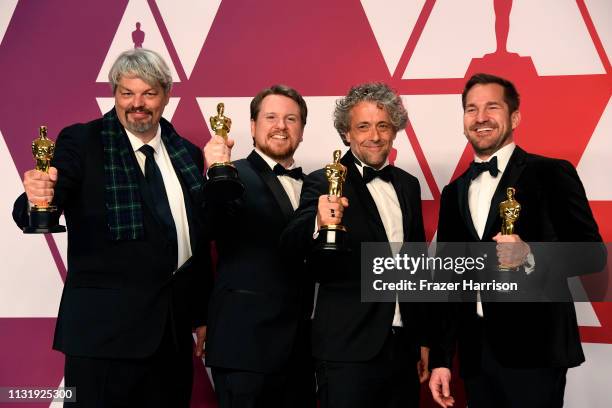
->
[344, 131, 352, 145]
[511, 110, 521, 130]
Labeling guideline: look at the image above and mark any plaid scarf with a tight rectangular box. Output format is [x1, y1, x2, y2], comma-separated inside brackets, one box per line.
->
[101, 108, 203, 241]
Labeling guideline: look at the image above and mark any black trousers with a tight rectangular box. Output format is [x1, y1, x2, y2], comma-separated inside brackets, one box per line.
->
[315, 327, 420, 408]
[63, 322, 193, 408]
[464, 335, 568, 408]
[211, 338, 315, 408]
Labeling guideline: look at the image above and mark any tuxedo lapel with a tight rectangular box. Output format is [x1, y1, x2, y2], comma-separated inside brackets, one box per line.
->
[457, 172, 480, 240]
[173, 164, 198, 252]
[247, 151, 294, 222]
[341, 151, 387, 242]
[390, 168, 412, 240]
[482, 147, 527, 239]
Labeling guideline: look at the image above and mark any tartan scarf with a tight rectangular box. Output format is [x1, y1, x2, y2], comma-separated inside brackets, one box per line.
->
[101, 108, 203, 241]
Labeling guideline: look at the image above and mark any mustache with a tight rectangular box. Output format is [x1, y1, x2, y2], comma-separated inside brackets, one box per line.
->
[268, 130, 289, 137]
[470, 121, 497, 131]
[363, 140, 385, 146]
[126, 107, 153, 115]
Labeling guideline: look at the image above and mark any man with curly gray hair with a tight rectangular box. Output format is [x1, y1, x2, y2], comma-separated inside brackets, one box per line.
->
[282, 82, 430, 408]
[333, 82, 408, 150]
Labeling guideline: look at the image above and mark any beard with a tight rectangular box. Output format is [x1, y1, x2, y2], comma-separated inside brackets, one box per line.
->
[258, 131, 299, 161]
[354, 143, 391, 169]
[259, 143, 294, 162]
[360, 152, 387, 169]
[125, 108, 155, 134]
[467, 121, 512, 156]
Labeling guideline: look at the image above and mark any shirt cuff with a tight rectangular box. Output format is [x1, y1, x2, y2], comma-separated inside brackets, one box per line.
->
[313, 218, 319, 239]
[524, 252, 535, 275]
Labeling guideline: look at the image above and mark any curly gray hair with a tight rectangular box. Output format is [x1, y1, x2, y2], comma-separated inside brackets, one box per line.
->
[108, 48, 173, 94]
[334, 82, 407, 146]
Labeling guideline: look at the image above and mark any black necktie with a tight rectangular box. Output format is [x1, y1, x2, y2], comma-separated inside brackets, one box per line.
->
[273, 163, 304, 180]
[363, 166, 393, 183]
[468, 156, 499, 180]
[139, 145, 177, 241]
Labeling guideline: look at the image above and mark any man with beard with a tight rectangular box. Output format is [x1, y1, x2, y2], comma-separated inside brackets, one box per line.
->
[202, 85, 315, 408]
[428, 73, 606, 408]
[13, 48, 211, 407]
[281, 82, 431, 408]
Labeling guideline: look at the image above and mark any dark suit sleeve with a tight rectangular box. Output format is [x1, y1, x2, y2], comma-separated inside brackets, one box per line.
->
[12, 193, 29, 228]
[186, 143, 214, 327]
[549, 160, 602, 243]
[428, 185, 459, 369]
[532, 160, 606, 279]
[190, 239, 213, 328]
[404, 177, 434, 348]
[49, 125, 86, 207]
[12, 125, 85, 229]
[437, 184, 462, 243]
[203, 200, 247, 244]
[280, 170, 328, 258]
[201, 173, 247, 240]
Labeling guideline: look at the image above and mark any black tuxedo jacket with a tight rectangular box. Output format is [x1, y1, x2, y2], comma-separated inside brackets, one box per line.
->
[204, 151, 313, 374]
[282, 150, 430, 362]
[13, 117, 211, 359]
[431, 146, 606, 375]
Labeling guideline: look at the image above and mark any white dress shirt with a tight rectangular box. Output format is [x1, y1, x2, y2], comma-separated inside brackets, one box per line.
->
[468, 143, 515, 238]
[254, 148, 303, 210]
[354, 157, 404, 327]
[126, 126, 192, 270]
[468, 142, 515, 316]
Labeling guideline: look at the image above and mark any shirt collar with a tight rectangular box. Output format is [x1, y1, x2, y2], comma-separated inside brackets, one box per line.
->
[254, 148, 297, 170]
[125, 125, 162, 154]
[474, 142, 515, 175]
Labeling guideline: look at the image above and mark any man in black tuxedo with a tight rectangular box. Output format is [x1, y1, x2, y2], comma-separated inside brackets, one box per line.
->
[281, 83, 430, 408]
[428, 73, 606, 408]
[202, 85, 315, 408]
[13, 49, 211, 407]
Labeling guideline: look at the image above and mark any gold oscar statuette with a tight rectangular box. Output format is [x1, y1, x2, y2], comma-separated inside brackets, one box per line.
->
[209, 102, 232, 140]
[204, 103, 244, 200]
[498, 187, 521, 270]
[23, 126, 66, 233]
[315, 150, 349, 252]
[499, 187, 520, 235]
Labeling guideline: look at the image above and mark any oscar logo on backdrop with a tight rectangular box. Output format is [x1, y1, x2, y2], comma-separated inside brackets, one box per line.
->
[132, 22, 145, 48]
[465, 0, 537, 78]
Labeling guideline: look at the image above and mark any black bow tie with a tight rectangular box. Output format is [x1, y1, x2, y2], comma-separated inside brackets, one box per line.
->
[363, 165, 393, 184]
[273, 163, 303, 180]
[469, 156, 499, 180]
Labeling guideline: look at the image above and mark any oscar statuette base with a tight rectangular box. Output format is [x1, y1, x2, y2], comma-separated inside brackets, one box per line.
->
[23, 206, 66, 234]
[204, 162, 245, 201]
[314, 224, 349, 253]
[494, 265, 520, 294]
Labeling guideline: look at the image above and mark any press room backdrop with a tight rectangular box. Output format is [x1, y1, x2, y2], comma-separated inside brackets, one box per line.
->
[1, 1, 611, 407]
